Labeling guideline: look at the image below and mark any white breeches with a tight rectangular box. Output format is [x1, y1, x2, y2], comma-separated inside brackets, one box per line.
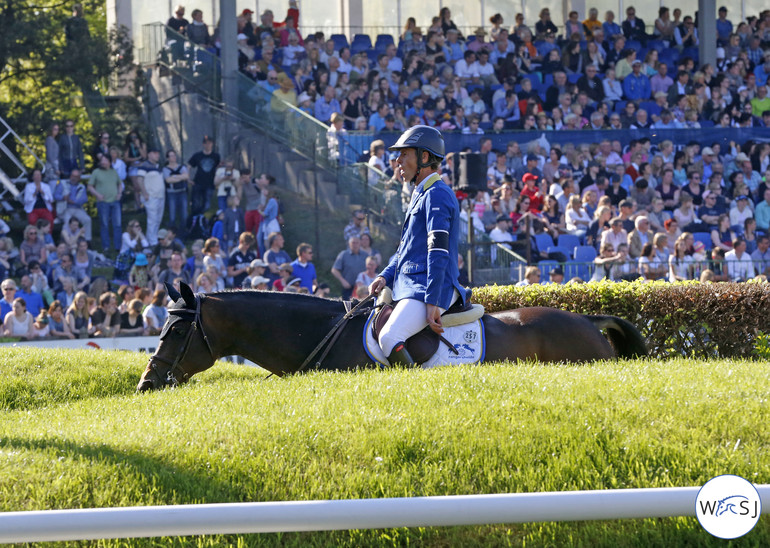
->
[379, 290, 459, 356]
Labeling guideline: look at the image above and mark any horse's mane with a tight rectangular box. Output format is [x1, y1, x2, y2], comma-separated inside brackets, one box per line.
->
[204, 289, 347, 308]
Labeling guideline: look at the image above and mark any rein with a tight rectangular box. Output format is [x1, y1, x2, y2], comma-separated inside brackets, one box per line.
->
[290, 293, 376, 376]
[149, 293, 215, 387]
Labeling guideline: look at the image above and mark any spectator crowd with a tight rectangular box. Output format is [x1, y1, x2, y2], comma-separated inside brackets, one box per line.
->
[4, 3, 770, 338]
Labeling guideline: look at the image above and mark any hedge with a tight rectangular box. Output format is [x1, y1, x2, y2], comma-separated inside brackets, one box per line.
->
[472, 280, 770, 359]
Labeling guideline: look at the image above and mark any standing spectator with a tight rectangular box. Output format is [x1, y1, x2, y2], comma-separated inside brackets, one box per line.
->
[343, 209, 370, 241]
[290, 242, 317, 292]
[187, 9, 210, 45]
[58, 120, 85, 178]
[256, 185, 281, 255]
[88, 154, 123, 254]
[222, 195, 245, 253]
[354, 256, 379, 296]
[61, 169, 91, 243]
[227, 232, 257, 288]
[715, 6, 733, 46]
[242, 172, 270, 237]
[166, 4, 189, 36]
[137, 148, 165, 245]
[187, 135, 221, 216]
[44, 123, 61, 180]
[123, 130, 147, 211]
[163, 150, 189, 237]
[22, 169, 54, 226]
[331, 236, 367, 299]
[622, 6, 647, 45]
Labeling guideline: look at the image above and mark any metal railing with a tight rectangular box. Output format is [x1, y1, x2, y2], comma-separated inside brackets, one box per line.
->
[141, 22, 401, 229]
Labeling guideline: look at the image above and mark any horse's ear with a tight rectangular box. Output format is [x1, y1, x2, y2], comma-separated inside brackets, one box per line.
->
[165, 282, 182, 303]
[179, 282, 196, 309]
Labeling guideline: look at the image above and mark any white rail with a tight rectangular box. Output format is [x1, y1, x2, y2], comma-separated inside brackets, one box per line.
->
[1, 486, 769, 543]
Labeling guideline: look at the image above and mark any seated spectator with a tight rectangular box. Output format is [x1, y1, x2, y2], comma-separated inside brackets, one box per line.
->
[515, 265, 541, 287]
[120, 298, 146, 336]
[91, 291, 121, 338]
[4, 296, 37, 339]
[142, 289, 168, 335]
[129, 253, 152, 292]
[638, 242, 666, 280]
[47, 300, 74, 339]
[627, 216, 654, 259]
[158, 251, 192, 290]
[591, 242, 625, 281]
[271, 262, 293, 291]
[565, 195, 591, 241]
[751, 235, 770, 276]
[354, 256, 378, 295]
[697, 191, 725, 232]
[711, 213, 736, 252]
[724, 237, 755, 281]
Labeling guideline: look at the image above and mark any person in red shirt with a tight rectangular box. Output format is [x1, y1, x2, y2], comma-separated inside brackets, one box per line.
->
[520, 173, 544, 212]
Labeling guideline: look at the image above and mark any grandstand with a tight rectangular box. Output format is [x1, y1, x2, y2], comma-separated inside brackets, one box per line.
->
[1, 0, 770, 345]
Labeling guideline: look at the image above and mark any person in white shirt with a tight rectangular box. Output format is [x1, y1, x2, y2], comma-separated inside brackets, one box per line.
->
[724, 237, 755, 281]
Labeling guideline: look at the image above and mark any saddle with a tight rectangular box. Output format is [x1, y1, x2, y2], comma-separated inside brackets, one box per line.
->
[371, 288, 484, 364]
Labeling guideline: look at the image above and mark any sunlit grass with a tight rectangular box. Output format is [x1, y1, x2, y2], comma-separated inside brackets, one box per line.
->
[0, 348, 768, 546]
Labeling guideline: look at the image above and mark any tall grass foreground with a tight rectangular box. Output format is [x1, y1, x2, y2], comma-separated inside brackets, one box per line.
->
[0, 348, 768, 547]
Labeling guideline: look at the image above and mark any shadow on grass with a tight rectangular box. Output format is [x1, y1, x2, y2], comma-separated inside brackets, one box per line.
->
[0, 435, 239, 506]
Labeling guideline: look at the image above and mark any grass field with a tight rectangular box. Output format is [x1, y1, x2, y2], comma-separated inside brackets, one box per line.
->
[0, 347, 768, 547]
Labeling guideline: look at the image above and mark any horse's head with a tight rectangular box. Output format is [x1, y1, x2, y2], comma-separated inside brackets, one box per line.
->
[137, 282, 217, 392]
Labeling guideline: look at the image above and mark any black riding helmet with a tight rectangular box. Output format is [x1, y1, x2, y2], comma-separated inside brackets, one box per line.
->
[388, 125, 446, 182]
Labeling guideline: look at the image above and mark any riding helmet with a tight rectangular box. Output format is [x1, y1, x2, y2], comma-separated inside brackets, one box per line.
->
[388, 125, 446, 159]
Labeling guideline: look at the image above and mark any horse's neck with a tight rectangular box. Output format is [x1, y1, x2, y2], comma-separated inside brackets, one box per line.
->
[207, 293, 344, 374]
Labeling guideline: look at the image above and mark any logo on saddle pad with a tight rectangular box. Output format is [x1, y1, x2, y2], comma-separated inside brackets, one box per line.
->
[463, 330, 477, 343]
[451, 343, 476, 359]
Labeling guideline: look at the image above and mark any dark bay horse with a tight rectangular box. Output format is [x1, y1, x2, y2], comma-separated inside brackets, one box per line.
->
[136, 283, 647, 391]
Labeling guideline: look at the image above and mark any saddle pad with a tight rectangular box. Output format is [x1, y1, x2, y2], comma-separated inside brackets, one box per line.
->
[363, 310, 486, 369]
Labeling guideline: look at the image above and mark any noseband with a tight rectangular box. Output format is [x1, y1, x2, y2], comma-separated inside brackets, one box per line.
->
[148, 293, 215, 387]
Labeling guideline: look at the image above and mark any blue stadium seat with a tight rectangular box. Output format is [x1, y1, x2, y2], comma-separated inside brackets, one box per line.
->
[543, 73, 554, 89]
[351, 34, 372, 54]
[700, 120, 715, 128]
[567, 73, 581, 84]
[659, 47, 679, 66]
[557, 234, 580, 251]
[625, 40, 642, 52]
[564, 259, 592, 281]
[375, 34, 395, 49]
[547, 245, 572, 259]
[535, 232, 555, 251]
[647, 39, 666, 52]
[639, 101, 661, 117]
[693, 232, 713, 250]
[681, 46, 699, 63]
[537, 260, 560, 282]
[613, 100, 627, 113]
[574, 245, 598, 262]
[330, 33, 349, 50]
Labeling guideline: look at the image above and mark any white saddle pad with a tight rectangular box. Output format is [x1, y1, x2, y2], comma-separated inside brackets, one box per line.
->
[363, 309, 486, 369]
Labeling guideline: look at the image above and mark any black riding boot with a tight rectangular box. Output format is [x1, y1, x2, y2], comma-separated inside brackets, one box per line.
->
[388, 341, 415, 367]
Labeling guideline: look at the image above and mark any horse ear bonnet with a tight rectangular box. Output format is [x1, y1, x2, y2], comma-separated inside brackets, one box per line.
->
[166, 282, 182, 303]
[179, 282, 196, 309]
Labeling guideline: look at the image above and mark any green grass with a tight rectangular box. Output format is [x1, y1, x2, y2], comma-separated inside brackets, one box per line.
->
[0, 348, 768, 547]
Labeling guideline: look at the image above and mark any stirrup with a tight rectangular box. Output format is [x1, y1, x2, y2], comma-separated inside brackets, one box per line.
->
[388, 341, 415, 367]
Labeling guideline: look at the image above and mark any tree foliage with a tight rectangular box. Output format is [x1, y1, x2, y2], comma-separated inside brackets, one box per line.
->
[0, 0, 143, 170]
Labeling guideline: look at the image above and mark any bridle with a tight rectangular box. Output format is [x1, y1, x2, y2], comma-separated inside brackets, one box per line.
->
[148, 293, 215, 387]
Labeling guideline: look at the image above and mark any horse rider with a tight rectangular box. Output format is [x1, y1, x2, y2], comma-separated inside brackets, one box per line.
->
[368, 125, 468, 366]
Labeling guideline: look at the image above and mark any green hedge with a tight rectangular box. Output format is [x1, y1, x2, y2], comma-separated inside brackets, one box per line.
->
[472, 280, 770, 359]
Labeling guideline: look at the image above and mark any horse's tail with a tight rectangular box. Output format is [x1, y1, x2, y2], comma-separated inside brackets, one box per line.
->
[585, 315, 648, 359]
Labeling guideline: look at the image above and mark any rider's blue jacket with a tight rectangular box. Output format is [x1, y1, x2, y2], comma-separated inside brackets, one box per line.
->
[379, 172, 467, 308]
